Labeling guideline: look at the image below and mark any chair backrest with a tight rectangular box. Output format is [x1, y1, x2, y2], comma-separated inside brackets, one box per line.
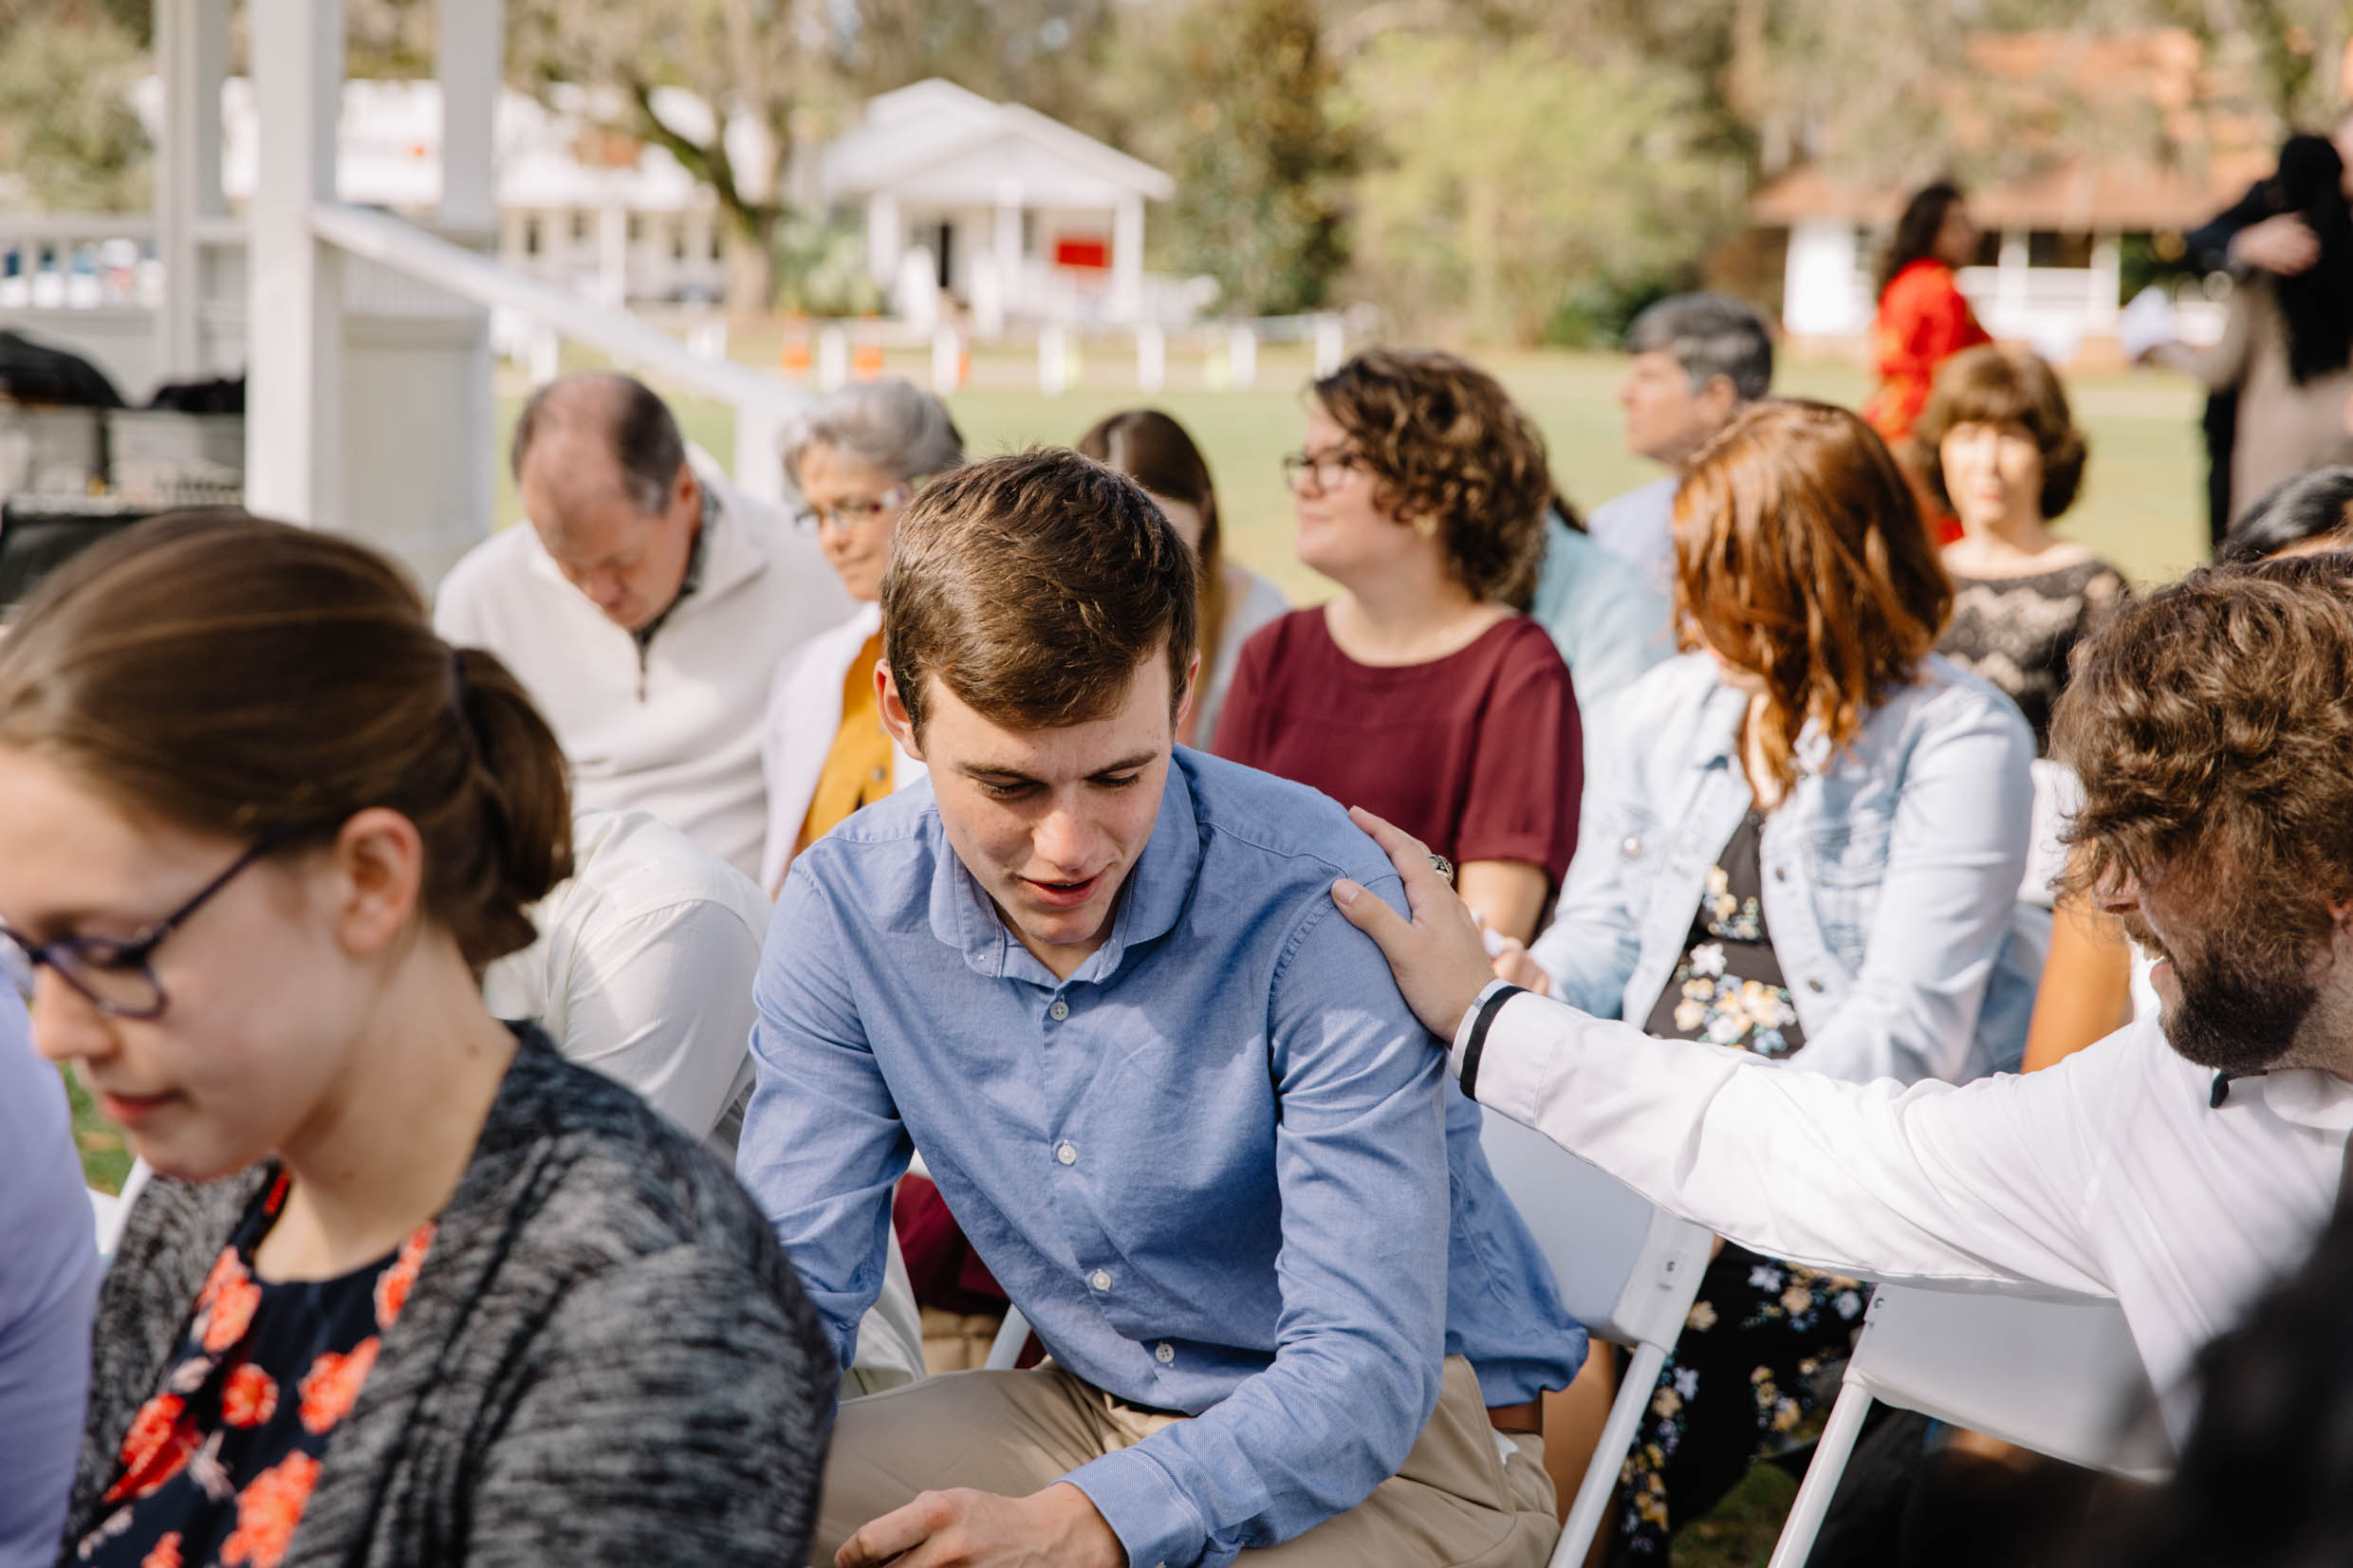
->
[91, 1159, 152, 1266]
[1845, 1282, 2172, 1479]
[1478, 1107, 1713, 1351]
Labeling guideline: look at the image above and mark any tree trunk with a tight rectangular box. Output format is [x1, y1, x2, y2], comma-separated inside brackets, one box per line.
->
[724, 205, 778, 317]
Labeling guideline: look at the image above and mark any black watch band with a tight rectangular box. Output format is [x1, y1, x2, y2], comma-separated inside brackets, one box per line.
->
[1459, 985, 1526, 1101]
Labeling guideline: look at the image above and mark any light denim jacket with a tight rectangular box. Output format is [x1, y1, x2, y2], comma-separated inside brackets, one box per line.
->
[1529, 651, 2045, 1086]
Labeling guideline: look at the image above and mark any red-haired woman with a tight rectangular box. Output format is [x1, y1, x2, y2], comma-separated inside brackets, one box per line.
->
[1491, 400, 2041, 1558]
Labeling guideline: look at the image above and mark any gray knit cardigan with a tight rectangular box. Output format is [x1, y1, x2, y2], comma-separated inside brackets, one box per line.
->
[59, 1029, 834, 1567]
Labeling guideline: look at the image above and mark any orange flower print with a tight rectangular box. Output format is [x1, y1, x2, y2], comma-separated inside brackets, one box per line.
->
[220, 1451, 321, 1568]
[373, 1222, 435, 1330]
[103, 1393, 194, 1504]
[140, 1532, 183, 1568]
[196, 1249, 263, 1356]
[222, 1363, 280, 1428]
[299, 1337, 380, 1433]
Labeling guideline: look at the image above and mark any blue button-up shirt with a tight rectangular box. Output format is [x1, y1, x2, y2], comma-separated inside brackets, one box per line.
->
[740, 750, 1583, 1568]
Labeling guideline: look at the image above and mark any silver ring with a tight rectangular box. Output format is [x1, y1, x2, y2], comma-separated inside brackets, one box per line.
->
[1428, 853, 1454, 886]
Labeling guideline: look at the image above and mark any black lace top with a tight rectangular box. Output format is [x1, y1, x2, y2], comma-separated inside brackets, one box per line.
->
[1936, 556, 2128, 753]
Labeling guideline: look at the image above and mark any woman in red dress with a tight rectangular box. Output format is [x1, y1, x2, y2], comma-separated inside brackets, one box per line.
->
[1864, 180, 1992, 448]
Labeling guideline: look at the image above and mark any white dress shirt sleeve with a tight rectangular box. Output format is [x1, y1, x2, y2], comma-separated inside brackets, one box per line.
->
[1454, 987, 2131, 1298]
[548, 895, 765, 1139]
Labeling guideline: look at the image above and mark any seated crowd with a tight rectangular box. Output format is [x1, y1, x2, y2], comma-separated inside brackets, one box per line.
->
[3, 285, 2353, 1568]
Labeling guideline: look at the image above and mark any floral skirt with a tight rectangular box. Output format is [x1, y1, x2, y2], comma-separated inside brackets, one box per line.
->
[1618, 1243, 1869, 1557]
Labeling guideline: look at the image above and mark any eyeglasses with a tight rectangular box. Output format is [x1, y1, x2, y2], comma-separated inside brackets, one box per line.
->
[791, 485, 914, 532]
[1280, 448, 1371, 495]
[0, 831, 295, 1020]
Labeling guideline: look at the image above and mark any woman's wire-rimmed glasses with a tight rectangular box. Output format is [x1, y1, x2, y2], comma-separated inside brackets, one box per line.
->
[1280, 448, 1370, 495]
[791, 483, 915, 533]
[0, 831, 297, 1020]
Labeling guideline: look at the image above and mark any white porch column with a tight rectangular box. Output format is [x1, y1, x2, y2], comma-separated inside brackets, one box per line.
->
[1110, 191, 1143, 324]
[597, 200, 629, 307]
[436, 0, 503, 237]
[246, 0, 344, 526]
[1995, 231, 2029, 327]
[993, 178, 1024, 321]
[2087, 235, 2122, 331]
[153, 0, 228, 381]
[866, 191, 901, 286]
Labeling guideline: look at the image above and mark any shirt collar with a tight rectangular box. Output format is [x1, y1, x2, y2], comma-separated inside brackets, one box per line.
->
[926, 752, 1204, 987]
[630, 489, 712, 652]
[2199, 1064, 2353, 1132]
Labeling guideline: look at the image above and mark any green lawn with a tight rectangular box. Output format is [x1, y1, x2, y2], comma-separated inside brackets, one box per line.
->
[499, 341, 2214, 608]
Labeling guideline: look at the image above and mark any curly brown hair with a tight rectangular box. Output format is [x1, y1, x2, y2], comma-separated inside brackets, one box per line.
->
[1310, 348, 1552, 604]
[1676, 400, 1955, 794]
[2052, 555, 2353, 947]
[1914, 344, 2088, 521]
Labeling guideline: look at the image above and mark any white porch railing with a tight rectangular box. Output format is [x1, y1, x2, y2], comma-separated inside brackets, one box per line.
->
[310, 201, 806, 506]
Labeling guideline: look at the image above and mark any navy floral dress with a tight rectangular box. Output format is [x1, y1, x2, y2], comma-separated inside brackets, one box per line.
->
[1623, 812, 1869, 1556]
[74, 1173, 435, 1568]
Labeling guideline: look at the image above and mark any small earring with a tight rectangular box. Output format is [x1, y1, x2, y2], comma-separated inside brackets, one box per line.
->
[1411, 513, 1438, 540]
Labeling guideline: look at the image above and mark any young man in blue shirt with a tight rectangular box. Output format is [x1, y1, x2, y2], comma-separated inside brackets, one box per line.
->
[739, 449, 1584, 1568]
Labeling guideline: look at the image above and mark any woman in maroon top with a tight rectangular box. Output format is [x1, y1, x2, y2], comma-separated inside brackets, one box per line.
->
[1214, 348, 1579, 942]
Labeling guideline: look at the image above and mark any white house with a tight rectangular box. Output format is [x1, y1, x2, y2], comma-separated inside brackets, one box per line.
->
[120, 72, 1179, 329]
[820, 79, 1178, 330]
[1751, 28, 2273, 363]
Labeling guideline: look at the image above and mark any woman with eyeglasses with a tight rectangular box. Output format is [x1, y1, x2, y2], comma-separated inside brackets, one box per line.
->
[760, 378, 965, 895]
[0, 511, 831, 1567]
[1214, 349, 1578, 947]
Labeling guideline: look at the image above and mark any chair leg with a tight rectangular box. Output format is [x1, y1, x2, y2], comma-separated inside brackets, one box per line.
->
[981, 1304, 1031, 1372]
[1765, 1383, 1874, 1568]
[1551, 1341, 1664, 1568]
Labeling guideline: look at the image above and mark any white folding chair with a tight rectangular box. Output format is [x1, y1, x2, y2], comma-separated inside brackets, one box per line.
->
[1765, 1282, 2172, 1568]
[983, 1303, 1031, 1371]
[89, 1158, 151, 1266]
[1478, 1107, 1715, 1568]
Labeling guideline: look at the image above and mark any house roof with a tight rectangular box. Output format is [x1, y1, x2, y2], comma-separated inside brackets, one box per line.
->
[820, 79, 1174, 210]
[1752, 151, 2274, 231]
[1751, 28, 2280, 232]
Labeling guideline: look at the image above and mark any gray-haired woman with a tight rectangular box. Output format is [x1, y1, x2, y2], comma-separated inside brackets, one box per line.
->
[759, 378, 965, 892]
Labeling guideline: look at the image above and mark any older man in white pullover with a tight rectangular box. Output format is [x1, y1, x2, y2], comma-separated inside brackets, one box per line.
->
[1332, 556, 2353, 1441]
[436, 373, 851, 880]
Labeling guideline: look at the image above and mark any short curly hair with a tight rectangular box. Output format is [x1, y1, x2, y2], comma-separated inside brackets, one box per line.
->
[1310, 349, 1551, 603]
[1915, 344, 2088, 521]
[2052, 555, 2353, 951]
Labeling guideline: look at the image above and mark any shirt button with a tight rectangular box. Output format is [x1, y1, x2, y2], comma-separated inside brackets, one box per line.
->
[1806, 977, 1825, 993]
[1154, 1341, 1175, 1364]
[1090, 1269, 1113, 1291]
[1048, 998, 1070, 1022]
[1621, 835, 1642, 858]
[1056, 1140, 1078, 1166]
[868, 765, 888, 783]
[1773, 867, 1788, 883]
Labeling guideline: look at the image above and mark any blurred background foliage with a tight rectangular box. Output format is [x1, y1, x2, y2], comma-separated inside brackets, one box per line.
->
[2, 0, 2347, 338]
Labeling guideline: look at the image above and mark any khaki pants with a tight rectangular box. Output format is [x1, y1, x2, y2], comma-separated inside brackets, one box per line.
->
[816, 1355, 1560, 1567]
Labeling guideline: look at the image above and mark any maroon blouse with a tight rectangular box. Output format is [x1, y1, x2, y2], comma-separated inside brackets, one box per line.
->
[1213, 609, 1582, 889]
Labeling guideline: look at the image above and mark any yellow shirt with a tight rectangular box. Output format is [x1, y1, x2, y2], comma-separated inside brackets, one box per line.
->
[798, 630, 893, 853]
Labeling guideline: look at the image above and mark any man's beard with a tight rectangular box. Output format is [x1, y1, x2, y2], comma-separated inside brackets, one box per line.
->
[2124, 912, 2325, 1075]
